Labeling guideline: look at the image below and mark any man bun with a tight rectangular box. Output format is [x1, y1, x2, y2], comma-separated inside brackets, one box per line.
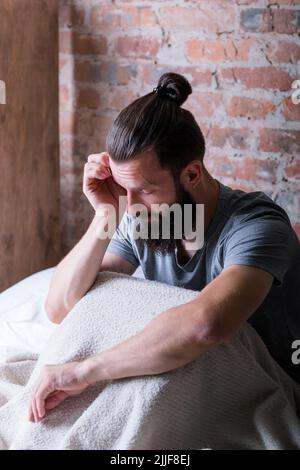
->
[154, 72, 192, 106]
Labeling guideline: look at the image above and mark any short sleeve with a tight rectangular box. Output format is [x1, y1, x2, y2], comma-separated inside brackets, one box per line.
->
[223, 217, 294, 286]
[106, 213, 139, 268]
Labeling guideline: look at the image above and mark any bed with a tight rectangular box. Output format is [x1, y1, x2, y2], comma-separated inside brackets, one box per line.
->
[0, 268, 299, 450]
[0, 266, 144, 360]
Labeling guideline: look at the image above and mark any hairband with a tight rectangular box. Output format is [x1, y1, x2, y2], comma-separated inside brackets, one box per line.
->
[153, 84, 176, 100]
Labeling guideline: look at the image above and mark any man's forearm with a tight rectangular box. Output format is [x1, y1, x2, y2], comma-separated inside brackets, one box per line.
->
[82, 299, 218, 384]
[45, 211, 113, 323]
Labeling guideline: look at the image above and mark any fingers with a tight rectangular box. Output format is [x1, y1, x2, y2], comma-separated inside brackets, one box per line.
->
[28, 395, 40, 423]
[32, 397, 40, 422]
[87, 153, 112, 178]
[85, 162, 110, 178]
[45, 391, 68, 411]
[28, 378, 42, 422]
[35, 390, 46, 420]
[28, 363, 90, 423]
[83, 163, 112, 192]
[28, 404, 34, 422]
[29, 379, 54, 422]
[87, 152, 111, 170]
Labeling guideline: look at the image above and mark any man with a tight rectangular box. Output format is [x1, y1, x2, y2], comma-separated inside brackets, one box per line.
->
[28, 74, 300, 422]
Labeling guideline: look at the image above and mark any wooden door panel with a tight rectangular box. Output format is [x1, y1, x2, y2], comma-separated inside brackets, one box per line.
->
[0, 0, 61, 291]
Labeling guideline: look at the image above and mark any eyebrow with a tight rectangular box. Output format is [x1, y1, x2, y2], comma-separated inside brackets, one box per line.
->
[141, 175, 157, 186]
[113, 174, 157, 189]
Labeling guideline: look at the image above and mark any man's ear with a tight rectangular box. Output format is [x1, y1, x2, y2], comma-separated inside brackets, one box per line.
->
[179, 161, 202, 189]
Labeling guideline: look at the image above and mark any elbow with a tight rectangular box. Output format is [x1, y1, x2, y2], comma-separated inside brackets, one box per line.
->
[44, 297, 67, 325]
[192, 313, 224, 349]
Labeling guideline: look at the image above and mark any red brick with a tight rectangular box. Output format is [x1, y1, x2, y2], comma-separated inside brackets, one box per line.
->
[208, 127, 252, 150]
[107, 88, 138, 111]
[90, 5, 156, 30]
[90, 114, 115, 139]
[75, 61, 135, 85]
[228, 97, 276, 119]
[240, 8, 300, 34]
[186, 40, 226, 62]
[119, 6, 157, 28]
[75, 62, 93, 83]
[90, 5, 120, 30]
[266, 41, 300, 64]
[267, 0, 300, 4]
[142, 64, 213, 88]
[207, 156, 278, 182]
[226, 181, 256, 192]
[73, 34, 107, 55]
[71, 111, 115, 139]
[99, 62, 137, 85]
[186, 39, 254, 63]
[59, 31, 107, 54]
[284, 158, 300, 180]
[159, 5, 236, 33]
[73, 115, 88, 138]
[76, 88, 101, 109]
[235, 0, 260, 4]
[114, 36, 160, 59]
[283, 97, 300, 121]
[272, 10, 300, 34]
[240, 9, 273, 33]
[259, 129, 300, 153]
[222, 67, 293, 91]
[186, 92, 223, 119]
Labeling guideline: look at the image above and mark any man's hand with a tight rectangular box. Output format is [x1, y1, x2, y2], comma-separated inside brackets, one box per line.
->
[83, 152, 127, 211]
[28, 361, 91, 422]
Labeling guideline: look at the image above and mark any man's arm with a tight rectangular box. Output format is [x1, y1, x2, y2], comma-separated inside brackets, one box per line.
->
[45, 151, 137, 324]
[82, 264, 273, 383]
[45, 213, 109, 323]
[28, 264, 273, 421]
[45, 213, 136, 324]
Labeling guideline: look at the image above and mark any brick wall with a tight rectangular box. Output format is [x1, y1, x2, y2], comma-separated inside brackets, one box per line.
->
[59, 0, 300, 253]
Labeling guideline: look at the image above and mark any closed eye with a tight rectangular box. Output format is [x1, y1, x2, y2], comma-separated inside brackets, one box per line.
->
[140, 189, 153, 195]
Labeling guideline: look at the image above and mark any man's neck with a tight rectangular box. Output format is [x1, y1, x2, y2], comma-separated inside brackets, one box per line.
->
[181, 174, 220, 251]
[198, 175, 220, 236]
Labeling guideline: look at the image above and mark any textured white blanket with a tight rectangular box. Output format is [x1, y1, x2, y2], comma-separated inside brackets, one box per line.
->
[0, 271, 300, 450]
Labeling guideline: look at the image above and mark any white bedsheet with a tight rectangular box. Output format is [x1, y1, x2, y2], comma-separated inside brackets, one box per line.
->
[0, 268, 57, 361]
[0, 266, 145, 361]
[1, 271, 299, 449]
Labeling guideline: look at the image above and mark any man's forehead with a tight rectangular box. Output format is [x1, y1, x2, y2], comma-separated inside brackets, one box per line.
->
[110, 168, 158, 189]
[109, 153, 166, 183]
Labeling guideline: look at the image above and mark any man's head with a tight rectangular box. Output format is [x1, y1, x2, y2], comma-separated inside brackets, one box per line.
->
[109, 150, 204, 254]
[106, 72, 207, 254]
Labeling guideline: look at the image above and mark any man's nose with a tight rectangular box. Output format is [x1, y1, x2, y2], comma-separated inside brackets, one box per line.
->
[126, 191, 148, 217]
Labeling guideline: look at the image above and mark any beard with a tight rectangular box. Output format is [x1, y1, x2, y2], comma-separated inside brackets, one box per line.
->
[138, 180, 197, 255]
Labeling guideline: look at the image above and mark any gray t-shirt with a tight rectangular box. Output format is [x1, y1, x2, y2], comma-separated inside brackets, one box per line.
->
[107, 180, 300, 383]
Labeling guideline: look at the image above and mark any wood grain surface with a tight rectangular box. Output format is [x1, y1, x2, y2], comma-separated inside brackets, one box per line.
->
[0, 0, 61, 292]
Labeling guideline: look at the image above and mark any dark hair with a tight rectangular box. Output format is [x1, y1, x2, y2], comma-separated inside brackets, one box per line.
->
[106, 72, 206, 181]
